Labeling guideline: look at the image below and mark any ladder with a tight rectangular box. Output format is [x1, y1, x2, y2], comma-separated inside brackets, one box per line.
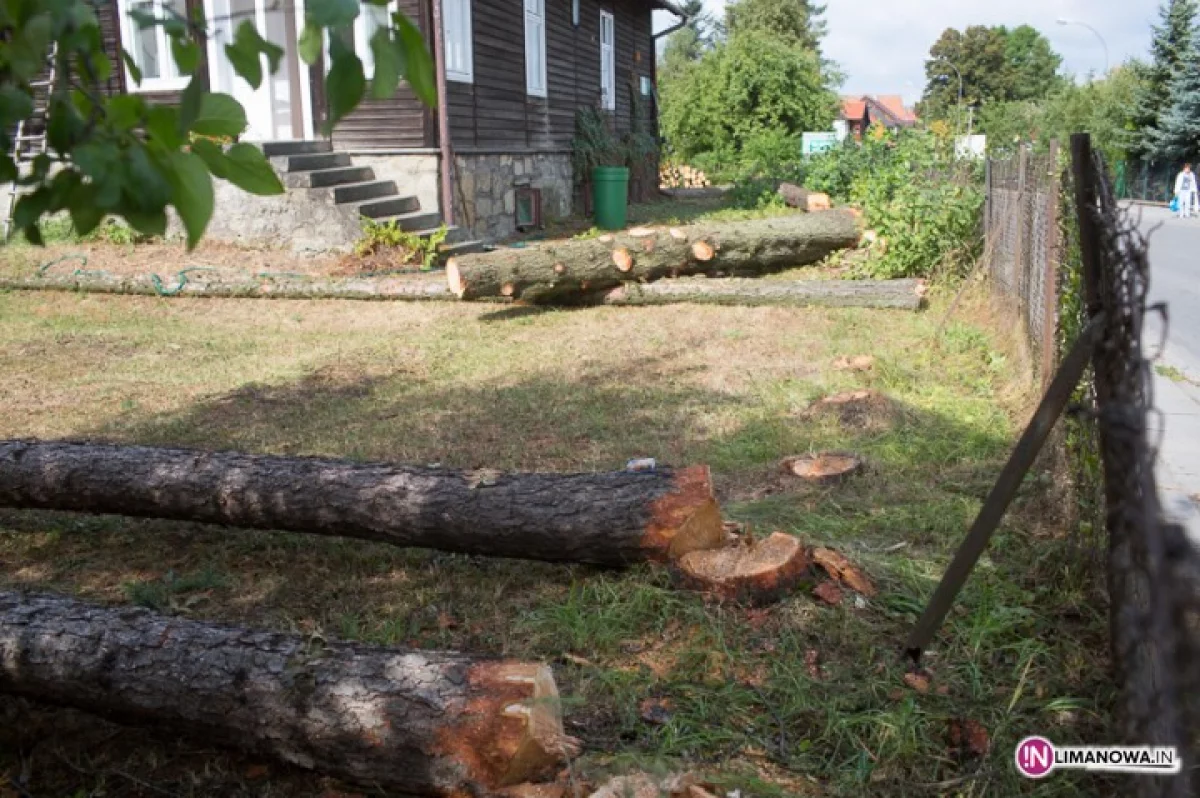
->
[3, 44, 58, 240]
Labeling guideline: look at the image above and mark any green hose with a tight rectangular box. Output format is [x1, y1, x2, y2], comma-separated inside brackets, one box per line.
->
[36, 254, 89, 276]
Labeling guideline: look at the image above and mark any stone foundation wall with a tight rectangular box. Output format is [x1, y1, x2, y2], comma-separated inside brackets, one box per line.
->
[453, 152, 572, 241]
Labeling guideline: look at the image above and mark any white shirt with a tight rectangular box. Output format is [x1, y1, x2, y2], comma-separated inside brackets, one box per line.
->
[1177, 171, 1197, 194]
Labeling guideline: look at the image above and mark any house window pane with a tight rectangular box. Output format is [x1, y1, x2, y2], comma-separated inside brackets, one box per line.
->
[131, 0, 162, 79]
[444, 0, 472, 81]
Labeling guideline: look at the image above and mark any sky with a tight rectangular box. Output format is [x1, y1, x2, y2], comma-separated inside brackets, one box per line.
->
[655, 0, 1164, 106]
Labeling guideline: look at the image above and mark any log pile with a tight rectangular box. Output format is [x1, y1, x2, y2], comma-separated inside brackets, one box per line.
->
[659, 163, 711, 189]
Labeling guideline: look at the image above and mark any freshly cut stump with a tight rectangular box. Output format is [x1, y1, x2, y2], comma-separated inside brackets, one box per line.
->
[675, 532, 809, 604]
[805, 390, 899, 431]
[782, 453, 864, 485]
[0, 590, 575, 795]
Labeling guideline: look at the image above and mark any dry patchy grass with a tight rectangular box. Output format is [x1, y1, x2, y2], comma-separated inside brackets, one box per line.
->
[0, 288, 1114, 797]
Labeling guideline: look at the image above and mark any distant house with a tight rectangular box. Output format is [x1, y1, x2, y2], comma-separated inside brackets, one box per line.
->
[838, 95, 919, 140]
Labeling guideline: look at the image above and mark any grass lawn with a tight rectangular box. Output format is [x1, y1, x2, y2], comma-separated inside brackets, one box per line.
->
[0, 288, 1113, 796]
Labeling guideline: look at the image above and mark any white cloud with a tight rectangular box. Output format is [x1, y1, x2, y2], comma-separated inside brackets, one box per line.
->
[660, 0, 1163, 106]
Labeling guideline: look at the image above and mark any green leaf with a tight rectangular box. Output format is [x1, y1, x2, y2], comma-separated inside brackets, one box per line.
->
[369, 28, 402, 100]
[189, 137, 229, 179]
[121, 48, 143, 85]
[394, 12, 436, 107]
[146, 105, 185, 149]
[13, 189, 53, 232]
[323, 36, 365, 133]
[107, 94, 146, 130]
[171, 36, 201, 75]
[73, 141, 120, 180]
[129, 8, 157, 28]
[188, 92, 248, 138]
[124, 145, 173, 212]
[219, 143, 285, 195]
[179, 75, 205, 135]
[123, 207, 168, 238]
[299, 23, 323, 65]
[0, 156, 16, 184]
[305, 0, 359, 28]
[165, 150, 214, 249]
[0, 86, 34, 129]
[69, 184, 106, 237]
[224, 21, 284, 89]
[46, 95, 83, 154]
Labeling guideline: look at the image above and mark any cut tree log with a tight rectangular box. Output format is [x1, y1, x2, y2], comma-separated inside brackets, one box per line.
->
[445, 212, 861, 303]
[674, 532, 809, 605]
[603, 277, 925, 311]
[0, 272, 460, 301]
[777, 183, 832, 212]
[0, 440, 724, 567]
[0, 590, 575, 795]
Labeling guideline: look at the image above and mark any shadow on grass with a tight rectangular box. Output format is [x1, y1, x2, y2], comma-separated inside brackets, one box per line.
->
[0, 361, 1115, 797]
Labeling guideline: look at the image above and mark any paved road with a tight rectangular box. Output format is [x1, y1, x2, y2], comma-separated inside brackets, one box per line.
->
[1139, 204, 1200, 541]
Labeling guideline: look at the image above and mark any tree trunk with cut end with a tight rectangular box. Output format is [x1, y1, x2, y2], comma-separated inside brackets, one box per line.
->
[0, 273, 459, 301]
[777, 183, 832, 212]
[445, 213, 862, 304]
[0, 590, 574, 796]
[0, 440, 724, 567]
[603, 278, 925, 311]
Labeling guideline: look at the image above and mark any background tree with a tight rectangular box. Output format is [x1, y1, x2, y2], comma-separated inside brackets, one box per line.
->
[1003, 24, 1064, 101]
[917, 25, 1062, 126]
[1149, 37, 1200, 160]
[724, 0, 827, 52]
[659, 0, 714, 77]
[1, 0, 434, 247]
[1131, 0, 1199, 158]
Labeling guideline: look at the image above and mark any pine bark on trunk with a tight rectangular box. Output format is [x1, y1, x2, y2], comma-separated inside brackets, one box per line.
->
[0, 440, 724, 567]
[603, 278, 925, 310]
[0, 590, 573, 795]
[0, 273, 458, 301]
[445, 212, 861, 304]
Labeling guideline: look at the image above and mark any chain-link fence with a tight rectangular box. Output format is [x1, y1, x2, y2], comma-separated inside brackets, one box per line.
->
[984, 145, 1062, 383]
[985, 138, 1199, 796]
[1117, 160, 1183, 204]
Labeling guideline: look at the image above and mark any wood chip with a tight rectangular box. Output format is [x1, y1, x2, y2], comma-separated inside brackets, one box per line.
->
[903, 670, 931, 694]
[832, 354, 876, 372]
[811, 547, 877, 596]
[812, 580, 843, 606]
[562, 653, 595, 668]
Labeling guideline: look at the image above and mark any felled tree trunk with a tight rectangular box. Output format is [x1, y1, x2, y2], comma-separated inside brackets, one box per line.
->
[603, 277, 925, 311]
[0, 590, 574, 795]
[777, 183, 832, 212]
[0, 440, 724, 567]
[445, 212, 861, 303]
[0, 273, 458, 301]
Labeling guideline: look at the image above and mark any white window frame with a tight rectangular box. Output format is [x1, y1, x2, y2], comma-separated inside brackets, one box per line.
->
[353, 1, 399, 80]
[525, 0, 547, 98]
[443, 0, 473, 82]
[118, 0, 190, 92]
[599, 10, 614, 111]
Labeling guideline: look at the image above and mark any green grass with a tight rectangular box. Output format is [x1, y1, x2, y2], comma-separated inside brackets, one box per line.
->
[0, 289, 1113, 797]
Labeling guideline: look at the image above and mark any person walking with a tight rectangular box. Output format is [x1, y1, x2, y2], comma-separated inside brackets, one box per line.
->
[1176, 164, 1198, 218]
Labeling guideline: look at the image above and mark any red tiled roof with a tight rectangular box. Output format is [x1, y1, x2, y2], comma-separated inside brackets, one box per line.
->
[840, 98, 867, 120]
[875, 95, 918, 124]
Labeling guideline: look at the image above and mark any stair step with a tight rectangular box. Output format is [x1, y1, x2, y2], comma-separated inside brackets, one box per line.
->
[285, 165, 375, 188]
[277, 152, 352, 172]
[372, 211, 443, 232]
[357, 195, 422, 219]
[261, 140, 333, 157]
[439, 238, 486, 257]
[331, 180, 398, 203]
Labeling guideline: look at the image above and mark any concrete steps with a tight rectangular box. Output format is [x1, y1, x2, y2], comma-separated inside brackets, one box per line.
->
[260, 139, 481, 256]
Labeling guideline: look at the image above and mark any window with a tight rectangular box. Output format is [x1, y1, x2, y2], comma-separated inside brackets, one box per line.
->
[443, 0, 473, 82]
[352, 1, 398, 80]
[119, 0, 189, 92]
[525, 0, 546, 97]
[599, 10, 614, 110]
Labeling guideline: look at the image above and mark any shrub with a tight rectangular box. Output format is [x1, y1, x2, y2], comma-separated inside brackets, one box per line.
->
[355, 220, 447, 271]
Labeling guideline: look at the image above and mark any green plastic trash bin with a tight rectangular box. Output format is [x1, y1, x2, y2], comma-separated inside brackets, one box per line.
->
[592, 166, 630, 230]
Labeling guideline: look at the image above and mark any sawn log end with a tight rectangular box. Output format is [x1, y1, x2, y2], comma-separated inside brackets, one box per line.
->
[641, 465, 726, 561]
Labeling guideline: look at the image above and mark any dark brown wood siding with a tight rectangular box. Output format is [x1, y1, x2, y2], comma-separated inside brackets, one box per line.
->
[330, 0, 436, 149]
[448, 0, 656, 150]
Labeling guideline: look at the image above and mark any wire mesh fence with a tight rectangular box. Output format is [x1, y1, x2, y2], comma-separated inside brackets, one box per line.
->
[985, 138, 1199, 796]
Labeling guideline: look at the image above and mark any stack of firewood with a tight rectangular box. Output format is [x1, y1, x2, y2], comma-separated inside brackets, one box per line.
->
[659, 162, 711, 189]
